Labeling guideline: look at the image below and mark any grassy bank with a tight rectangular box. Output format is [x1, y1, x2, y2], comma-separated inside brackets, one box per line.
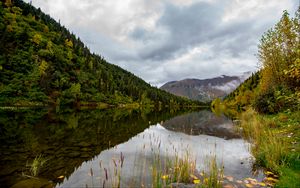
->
[239, 108, 300, 187]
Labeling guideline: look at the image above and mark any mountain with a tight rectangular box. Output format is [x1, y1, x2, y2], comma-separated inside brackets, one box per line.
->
[160, 72, 252, 102]
[0, 0, 200, 107]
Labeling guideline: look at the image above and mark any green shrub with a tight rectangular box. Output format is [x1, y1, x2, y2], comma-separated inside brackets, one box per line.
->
[253, 86, 300, 114]
[253, 88, 277, 114]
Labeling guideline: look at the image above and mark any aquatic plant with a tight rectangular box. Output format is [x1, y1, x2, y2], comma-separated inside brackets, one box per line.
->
[97, 153, 124, 188]
[149, 149, 224, 188]
[26, 154, 48, 177]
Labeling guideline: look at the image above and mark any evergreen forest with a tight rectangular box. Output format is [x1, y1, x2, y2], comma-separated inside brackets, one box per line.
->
[0, 0, 201, 108]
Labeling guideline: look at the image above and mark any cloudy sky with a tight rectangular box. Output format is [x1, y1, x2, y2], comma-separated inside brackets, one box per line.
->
[24, 0, 298, 86]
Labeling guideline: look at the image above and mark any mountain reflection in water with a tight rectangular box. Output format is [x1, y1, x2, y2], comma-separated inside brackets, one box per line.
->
[57, 110, 256, 188]
[162, 110, 241, 139]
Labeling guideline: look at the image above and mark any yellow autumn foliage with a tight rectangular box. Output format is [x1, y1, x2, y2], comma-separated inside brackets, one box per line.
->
[65, 39, 73, 48]
[32, 33, 42, 45]
[258, 9, 300, 91]
[39, 60, 48, 76]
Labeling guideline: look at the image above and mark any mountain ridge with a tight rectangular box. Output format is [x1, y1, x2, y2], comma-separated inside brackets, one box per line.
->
[160, 72, 252, 102]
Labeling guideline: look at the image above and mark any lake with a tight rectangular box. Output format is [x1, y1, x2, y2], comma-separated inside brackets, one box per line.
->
[0, 108, 263, 187]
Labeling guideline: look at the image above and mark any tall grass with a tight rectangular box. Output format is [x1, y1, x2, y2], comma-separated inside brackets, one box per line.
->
[151, 150, 197, 187]
[204, 156, 223, 188]
[150, 150, 224, 188]
[91, 128, 226, 188]
[93, 149, 224, 187]
[98, 152, 124, 188]
[25, 154, 48, 177]
[240, 108, 288, 171]
[239, 108, 300, 187]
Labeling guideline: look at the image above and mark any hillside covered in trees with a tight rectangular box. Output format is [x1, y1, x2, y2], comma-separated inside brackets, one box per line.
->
[212, 8, 300, 187]
[0, 0, 201, 108]
[219, 8, 299, 113]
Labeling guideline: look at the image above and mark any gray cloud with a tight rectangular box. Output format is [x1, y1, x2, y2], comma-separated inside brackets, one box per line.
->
[133, 1, 224, 61]
[25, 0, 298, 86]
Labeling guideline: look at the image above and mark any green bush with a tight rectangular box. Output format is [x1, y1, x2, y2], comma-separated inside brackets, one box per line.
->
[253, 88, 277, 114]
[253, 86, 299, 114]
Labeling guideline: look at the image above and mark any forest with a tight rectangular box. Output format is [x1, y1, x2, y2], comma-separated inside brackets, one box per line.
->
[0, 0, 203, 108]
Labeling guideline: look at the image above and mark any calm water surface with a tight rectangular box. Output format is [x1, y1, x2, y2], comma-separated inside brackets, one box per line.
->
[0, 109, 260, 187]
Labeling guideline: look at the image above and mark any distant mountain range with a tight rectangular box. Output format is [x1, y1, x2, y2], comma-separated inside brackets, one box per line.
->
[160, 72, 252, 102]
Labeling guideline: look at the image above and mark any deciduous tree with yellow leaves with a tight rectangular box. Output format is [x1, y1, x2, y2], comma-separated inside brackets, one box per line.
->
[258, 8, 300, 91]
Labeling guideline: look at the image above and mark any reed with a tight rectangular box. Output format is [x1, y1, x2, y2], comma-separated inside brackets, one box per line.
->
[150, 150, 224, 188]
[203, 156, 223, 188]
[95, 133, 224, 187]
[240, 108, 289, 171]
[26, 154, 48, 177]
[96, 152, 125, 188]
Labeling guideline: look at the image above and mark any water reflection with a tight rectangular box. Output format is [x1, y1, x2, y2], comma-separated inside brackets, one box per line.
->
[162, 110, 240, 139]
[0, 108, 186, 187]
[57, 110, 256, 188]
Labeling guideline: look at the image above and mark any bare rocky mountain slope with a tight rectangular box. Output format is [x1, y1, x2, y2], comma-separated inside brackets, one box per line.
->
[160, 72, 252, 102]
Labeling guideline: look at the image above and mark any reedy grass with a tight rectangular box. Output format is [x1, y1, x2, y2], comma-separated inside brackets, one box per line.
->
[93, 129, 225, 188]
[204, 156, 224, 188]
[103, 153, 124, 188]
[150, 150, 224, 188]
[25, 154, 48, 177]
[240, 108, 288, 171]
[86, 153, 125, 188]
[239, 108, 300, 187]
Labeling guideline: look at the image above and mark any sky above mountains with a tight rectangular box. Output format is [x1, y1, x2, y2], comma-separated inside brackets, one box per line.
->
[24, 0, 298, 86]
